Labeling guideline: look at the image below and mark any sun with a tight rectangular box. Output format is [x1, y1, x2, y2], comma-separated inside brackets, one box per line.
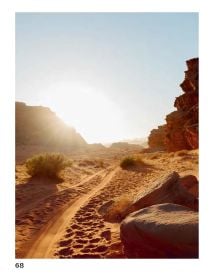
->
[41, 82, 126, 143]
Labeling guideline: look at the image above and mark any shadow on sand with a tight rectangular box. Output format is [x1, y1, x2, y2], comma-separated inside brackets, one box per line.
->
[16, 176, 64, 211]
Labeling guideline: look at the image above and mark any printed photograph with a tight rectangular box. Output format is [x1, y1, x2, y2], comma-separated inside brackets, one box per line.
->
[15, 12, 198, 258]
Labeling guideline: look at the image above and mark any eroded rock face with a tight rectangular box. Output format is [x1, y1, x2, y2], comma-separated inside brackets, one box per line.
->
[16, 102, 87, 148]
[120, 203, 198, 258]
[148, 58, 199, 151]
[166, 58, 198, 151]
[147, 125, 166, 150]
[179, 175, 198, 198]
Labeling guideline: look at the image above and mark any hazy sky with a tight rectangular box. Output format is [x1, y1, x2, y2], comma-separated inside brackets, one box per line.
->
[16, 13, 198, 144]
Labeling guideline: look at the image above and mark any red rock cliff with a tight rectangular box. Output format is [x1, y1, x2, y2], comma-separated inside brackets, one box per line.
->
[147, 125, 166, 150]
[148, 58, 199, 151]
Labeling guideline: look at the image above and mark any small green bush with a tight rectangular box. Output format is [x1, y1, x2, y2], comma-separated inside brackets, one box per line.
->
[25, 153, 72, 179]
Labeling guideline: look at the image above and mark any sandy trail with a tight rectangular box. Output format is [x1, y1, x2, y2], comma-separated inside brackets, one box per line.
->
[16, 169, 105, 218]
[17, 150, 198, 258]
[25, 167, 119, 258]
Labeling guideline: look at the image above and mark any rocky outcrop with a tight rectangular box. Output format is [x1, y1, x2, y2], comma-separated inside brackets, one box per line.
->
[16, 102, 87, 148]
[147, 125, 166, 150]
[179, 175, 198, 198]
[165, 58, 198, 151]
[148, 58, 199, 151]
[120, 203, 198, 258]
[126, 171, 198, 213]
[99, 172, 198, 224]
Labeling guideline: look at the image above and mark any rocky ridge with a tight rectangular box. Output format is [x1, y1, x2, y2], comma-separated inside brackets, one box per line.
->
[147, 58, 199, 151]
[16, 102, 87, 149]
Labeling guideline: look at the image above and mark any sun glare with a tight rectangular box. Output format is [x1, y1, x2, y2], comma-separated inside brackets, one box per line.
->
[41, 82, 126, 143]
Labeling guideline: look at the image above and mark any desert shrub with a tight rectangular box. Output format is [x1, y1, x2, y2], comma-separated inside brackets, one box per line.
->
[25, 153, 72, 179]
[120, 156, 145, 169]
[95, 159, 104, 168]
[120, 157, 135, 168]
[103, 197, 132, 222]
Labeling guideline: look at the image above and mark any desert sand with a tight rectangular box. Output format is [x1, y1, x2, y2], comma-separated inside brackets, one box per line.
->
[16, 148, 198, 258]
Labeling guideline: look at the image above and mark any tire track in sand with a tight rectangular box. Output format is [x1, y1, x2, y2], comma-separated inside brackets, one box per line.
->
[16, 169, 105, 218]
[25, 167, 119, 258]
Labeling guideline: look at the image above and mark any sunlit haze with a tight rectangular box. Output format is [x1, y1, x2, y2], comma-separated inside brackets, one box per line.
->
[16, 13, 198, 144]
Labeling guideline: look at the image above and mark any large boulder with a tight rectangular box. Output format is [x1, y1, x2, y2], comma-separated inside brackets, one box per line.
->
[126, 172, 198, 214]
[99, 172, 198, 224]
[120, 203, 198, 258]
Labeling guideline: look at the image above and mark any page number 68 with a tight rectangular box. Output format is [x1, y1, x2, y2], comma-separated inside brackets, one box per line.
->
[15, 263, 24, 268]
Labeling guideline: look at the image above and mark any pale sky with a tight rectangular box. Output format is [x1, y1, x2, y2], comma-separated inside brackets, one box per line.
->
[16, 13, 198, 144]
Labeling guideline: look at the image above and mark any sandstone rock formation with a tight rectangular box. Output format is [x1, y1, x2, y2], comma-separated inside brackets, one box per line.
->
[179, 175, 198, 198]
[126, 172, 198, 212]
[16, 102, 87, 148]
[120, 203, 198, 258]
[147, 58, 199, 151]
[147, 125, 166, 151]
[99, 172, 198, 224]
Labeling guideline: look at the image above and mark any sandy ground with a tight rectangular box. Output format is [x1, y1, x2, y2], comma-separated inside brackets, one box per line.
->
[15, 148, 198, 258]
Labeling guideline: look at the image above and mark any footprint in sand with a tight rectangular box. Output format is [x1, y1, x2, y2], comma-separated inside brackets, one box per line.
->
[92, 245, 108, 253]
[72, 244, 84, 249]
[76, 239, 88, 244]
[71, 224, 81, 230]
[65, 232, 74, 238]
[81, 248, 91, 253]
[74, 254, 100, 259]
[90, 238, 101, 244]
[84, 244, 96, 249]
[75, 231, 86, 237]
[58, 247, 73, 256]
[59, 239, 72, 247]
[100, 230, 111, 241]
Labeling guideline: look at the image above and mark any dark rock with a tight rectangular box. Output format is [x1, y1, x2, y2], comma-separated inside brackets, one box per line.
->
[120, 203, 198, 258]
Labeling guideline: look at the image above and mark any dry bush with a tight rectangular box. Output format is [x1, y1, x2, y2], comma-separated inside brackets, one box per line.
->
[103, 196, 132, 222]
[120, 156, 145, 169]
[95, 159, 104, 168]
[26, 153, 72, 179]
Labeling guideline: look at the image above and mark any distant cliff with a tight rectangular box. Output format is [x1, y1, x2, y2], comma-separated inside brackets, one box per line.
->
[110, 142, 143, 151]
[16, 102, 87, 148]
[147, 58, 198, 152]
